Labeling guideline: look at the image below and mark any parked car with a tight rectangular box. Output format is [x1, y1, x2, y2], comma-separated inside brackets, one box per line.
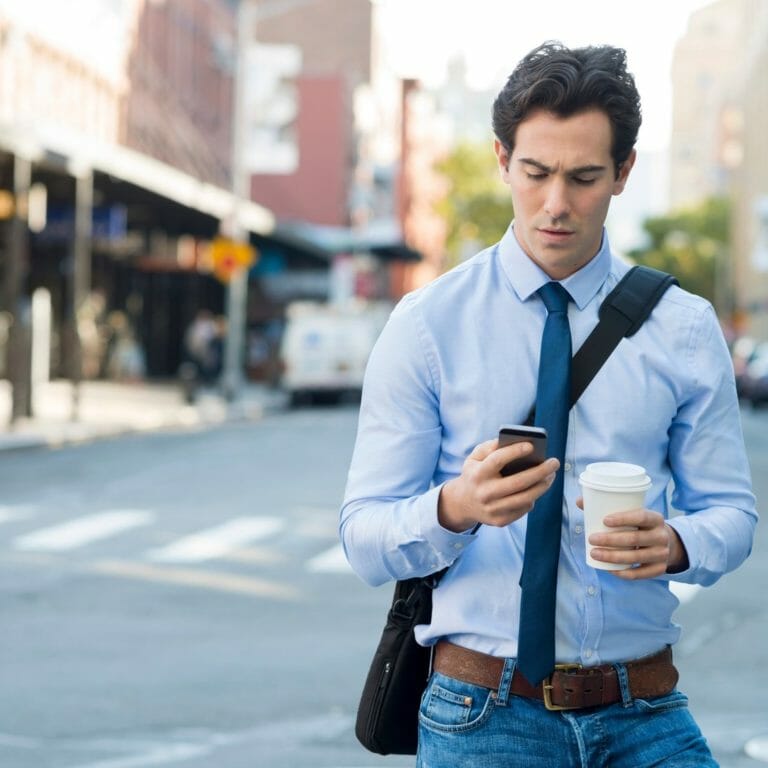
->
[731, 336, 759, 399]
[738, 341, 768, 408]
[278, 300, 392, 406]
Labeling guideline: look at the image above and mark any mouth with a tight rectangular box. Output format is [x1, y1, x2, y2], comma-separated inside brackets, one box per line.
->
[538, 227, 575, 243]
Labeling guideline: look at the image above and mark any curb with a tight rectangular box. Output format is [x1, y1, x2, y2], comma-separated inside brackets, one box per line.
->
[0, 389, 288, 453]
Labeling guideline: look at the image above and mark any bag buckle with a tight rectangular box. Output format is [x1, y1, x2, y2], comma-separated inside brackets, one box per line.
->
[542, 664, 583, 711]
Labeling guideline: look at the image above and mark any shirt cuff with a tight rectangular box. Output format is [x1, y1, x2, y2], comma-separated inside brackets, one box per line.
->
[661, 516, 698, 583]
[418, 483, 479, 564]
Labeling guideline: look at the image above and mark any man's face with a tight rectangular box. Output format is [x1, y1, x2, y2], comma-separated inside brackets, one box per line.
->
[495, 108, 635, 280]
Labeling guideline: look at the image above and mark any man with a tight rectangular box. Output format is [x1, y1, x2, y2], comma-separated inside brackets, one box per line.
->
[341, 42, 757, 766]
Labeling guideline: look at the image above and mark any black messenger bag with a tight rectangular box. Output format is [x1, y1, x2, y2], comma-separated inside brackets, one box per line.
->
[354, 266, 678, 756]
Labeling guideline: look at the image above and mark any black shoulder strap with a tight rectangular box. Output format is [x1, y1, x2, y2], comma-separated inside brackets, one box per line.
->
[569, 265, 678, 406]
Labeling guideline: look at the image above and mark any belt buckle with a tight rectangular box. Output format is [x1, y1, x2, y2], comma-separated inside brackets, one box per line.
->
[542, 663, 583, 711]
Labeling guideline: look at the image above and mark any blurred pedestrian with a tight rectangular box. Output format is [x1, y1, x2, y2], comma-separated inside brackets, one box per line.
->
[341, 42, 757, 766]
[183, 309, 219, 386]
[105, 311, 145, 382]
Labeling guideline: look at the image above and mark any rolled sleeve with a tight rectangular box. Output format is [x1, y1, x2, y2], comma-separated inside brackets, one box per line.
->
[664, 305, 757, 585]
[340, 299, 476, 586]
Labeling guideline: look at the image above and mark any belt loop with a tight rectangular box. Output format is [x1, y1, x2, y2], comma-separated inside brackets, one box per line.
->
[613, 662, 633, 707]
[496, 657, 515, 707]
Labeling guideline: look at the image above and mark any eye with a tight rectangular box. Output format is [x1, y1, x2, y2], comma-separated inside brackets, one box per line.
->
[526, 172, 547, 181]
[573, 177, 597, 186]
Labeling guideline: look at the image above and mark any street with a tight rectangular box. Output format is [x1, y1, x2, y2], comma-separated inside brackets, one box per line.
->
[0, 404, 766, 767]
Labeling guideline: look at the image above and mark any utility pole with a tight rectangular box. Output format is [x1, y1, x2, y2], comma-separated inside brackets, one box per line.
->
[7, 152, 33, 423]
[220, 0, 313, 401]
[220, 0, 252, 402]
[68, 166, 94, 419]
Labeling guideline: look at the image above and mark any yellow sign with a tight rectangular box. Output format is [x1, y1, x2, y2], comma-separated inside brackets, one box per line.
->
[210, 237, 257, 283]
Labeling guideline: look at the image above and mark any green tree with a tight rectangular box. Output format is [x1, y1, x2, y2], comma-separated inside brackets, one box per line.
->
[628, 197, 730, 307]
[435, 142, 511, 268]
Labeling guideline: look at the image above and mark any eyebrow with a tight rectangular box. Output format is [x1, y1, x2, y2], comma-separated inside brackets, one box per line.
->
[518, 158, 607, 175]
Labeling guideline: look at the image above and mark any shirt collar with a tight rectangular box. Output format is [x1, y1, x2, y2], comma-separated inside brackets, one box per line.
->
[498, 222, 612, 310]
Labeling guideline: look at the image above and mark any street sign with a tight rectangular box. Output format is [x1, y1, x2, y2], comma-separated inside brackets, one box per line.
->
[210, 237, 257, 283]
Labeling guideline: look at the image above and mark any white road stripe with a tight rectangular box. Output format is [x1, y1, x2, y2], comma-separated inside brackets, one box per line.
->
[0, 505, 34, 524]
[669, 582, 702, 605]
[305, 543, 351, 573]
[13, 510, 153, 552]
[147, 517, 284, 563]
[90, 560, 299, 601]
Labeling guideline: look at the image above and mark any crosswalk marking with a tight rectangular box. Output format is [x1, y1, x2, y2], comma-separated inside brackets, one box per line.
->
[305, 543, 351, 573]
[146, 517, 284, 563]
[90, 560, 299, 601]
[0, 505, 34, 524]
[13, 510, 153, 552]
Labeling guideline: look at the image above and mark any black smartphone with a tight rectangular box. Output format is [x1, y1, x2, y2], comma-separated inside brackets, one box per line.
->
[498, 425, 548, 476]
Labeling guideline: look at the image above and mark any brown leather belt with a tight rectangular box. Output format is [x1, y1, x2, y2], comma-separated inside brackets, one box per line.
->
[433, 642, 679, 711]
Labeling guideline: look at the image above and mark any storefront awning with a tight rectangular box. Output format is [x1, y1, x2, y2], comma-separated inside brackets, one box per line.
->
[0, 121, 275, 236]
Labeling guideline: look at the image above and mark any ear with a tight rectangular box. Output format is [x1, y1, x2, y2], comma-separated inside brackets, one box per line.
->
[612, 149, 636, 195]
[494, 139, 512, 184]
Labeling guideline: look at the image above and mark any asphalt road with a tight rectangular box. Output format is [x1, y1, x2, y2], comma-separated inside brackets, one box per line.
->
[0, 404, 765, 767]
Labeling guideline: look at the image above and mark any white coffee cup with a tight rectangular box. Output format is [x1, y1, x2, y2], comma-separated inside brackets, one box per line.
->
[578, 462, 651, 571]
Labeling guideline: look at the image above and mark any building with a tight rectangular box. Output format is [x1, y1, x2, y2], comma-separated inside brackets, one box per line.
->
[244, 0, 372, 227]
[730, 2, 768, 337]
[670, 0, 768, 335]
[669, 0, 761, 210]
[242, 0, 434, 301]
[0, 0, 281, 415]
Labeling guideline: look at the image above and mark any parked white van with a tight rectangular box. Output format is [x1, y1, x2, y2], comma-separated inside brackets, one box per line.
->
[279, 300, 392, 405]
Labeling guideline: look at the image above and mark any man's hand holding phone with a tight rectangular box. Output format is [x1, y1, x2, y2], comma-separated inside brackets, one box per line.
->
[438, 425, 558, 533]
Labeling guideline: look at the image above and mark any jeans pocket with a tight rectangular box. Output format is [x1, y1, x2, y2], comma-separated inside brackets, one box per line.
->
[633, 688, 689, 714]
[419, 672, 495, 733]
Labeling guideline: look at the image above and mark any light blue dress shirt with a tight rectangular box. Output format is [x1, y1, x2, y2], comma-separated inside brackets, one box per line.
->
[340, 224, 757, 665]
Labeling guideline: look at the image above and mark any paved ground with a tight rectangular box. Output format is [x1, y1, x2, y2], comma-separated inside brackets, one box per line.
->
[0, 378, 287, 451]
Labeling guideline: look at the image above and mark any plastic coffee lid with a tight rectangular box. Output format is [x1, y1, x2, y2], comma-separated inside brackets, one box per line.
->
[579, 462, 651, 491]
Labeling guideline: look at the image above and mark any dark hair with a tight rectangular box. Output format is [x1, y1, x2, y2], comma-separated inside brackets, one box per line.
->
[492, 42, 641, 174]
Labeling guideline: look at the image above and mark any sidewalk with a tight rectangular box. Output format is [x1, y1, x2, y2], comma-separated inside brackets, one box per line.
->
[0, 379, 288, 452]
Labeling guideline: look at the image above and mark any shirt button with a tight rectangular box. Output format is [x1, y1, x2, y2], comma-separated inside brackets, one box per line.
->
[453, 542, 464, 550]
[587, 586, 596, 596]
[564, 462, 572, 472]
[574, 525, 583, 535]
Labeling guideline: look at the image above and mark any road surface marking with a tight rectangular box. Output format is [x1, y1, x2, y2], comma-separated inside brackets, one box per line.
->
[13, 510, 153, 552]
[146, 517, 284, 563]
[62, 742, 208, 768]
[745, 736, 768, 762]
[0, 505, 35, 524]
[669, 582, 702, 604]
[89, 560, 299, 601]
[305, 543, 351, 573]
[40, 713, 355, 767]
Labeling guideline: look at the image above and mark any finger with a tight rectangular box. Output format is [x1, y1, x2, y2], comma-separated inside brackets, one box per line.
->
[496, 457, 559, 491]
[575, 496, 583, 510]
[482, 474, 557, 525]
[612, 562, 669, 580]
[468, 439, 500, 461]
[603, 509, 661, 529]
[589, 528, 666, 549]
[589, 544, 669, 568]
[487, 440, 535, 473]
[479, 465, 558, 514]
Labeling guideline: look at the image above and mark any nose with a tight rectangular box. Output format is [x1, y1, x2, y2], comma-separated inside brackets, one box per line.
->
[543, 179, 570, 221]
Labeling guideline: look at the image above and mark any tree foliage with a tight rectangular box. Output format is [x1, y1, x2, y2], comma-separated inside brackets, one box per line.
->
[627, 197, 730, 306]
[434, 142, 512, 268]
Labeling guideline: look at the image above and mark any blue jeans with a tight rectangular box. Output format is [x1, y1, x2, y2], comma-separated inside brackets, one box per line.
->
[417, 659, 717, 767]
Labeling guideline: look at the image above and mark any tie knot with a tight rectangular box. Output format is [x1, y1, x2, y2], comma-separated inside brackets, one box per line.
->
[538, 282, 571, 314]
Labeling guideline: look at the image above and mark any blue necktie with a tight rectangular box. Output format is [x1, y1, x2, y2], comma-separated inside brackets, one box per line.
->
[517, 282, 572, 687]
